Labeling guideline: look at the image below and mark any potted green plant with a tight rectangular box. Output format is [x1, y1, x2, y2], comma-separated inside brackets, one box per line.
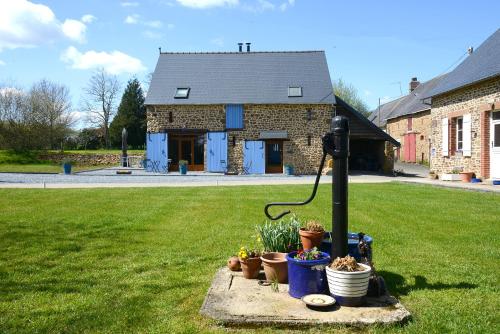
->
[283, 163, 294, 176]
[256, 216, 301, 283]
[179, 160, 188, 174]
[238, 247, 262, 279]
[299, 220, 325, 250]
[62, 159, 72, 175]
[287, 247, 330, 298]
[325, 255, 371, 306]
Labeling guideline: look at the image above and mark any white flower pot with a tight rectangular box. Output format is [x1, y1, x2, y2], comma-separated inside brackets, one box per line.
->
[325, 263, 371, 306]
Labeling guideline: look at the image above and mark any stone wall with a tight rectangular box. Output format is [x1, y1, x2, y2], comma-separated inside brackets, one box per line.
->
[147, 104, 332, 174]
[429, 77, 500, 178]
[386, 110, 431, 164]
[38, 153, 121, 165]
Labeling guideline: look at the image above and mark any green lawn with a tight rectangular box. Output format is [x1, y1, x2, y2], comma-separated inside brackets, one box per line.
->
[0, 184, 498, 334]
[0, 150, 141, 173]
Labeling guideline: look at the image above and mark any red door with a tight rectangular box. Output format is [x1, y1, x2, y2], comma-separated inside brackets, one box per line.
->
[404, 134, 416, 163]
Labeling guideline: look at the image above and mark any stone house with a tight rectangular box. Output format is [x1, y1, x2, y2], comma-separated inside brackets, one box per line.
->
[369, 76, 443, 165]
[144, 47, 398, 174]
[424, 29, 500, 180]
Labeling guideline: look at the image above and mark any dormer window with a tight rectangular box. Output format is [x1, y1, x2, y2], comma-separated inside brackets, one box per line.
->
[174, 87, 190, 98]
[288, 86, 302, 97]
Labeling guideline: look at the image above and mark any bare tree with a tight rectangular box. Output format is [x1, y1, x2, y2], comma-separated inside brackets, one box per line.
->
[83, 68, 120, 148]
[29, 79, 73, 149]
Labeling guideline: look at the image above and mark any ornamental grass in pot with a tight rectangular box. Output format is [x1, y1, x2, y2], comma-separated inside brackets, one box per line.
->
[299, 220, 325, 250]
[237, 247, 262, 279]
[325, 255, 371, 306]
[287, 247, 331, 298]
[256, 216, 301, 283]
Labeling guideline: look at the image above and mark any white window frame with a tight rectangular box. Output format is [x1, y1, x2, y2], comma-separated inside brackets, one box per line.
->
[456, 116, 463, 152]
[288, 86, 302, 97]
[174, 87, 190, 99]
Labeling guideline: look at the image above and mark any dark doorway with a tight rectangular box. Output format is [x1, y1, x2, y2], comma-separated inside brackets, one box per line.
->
[265, 140, 283, 173]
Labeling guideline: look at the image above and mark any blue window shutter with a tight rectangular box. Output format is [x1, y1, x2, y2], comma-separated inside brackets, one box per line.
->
[226, 105, 243, 129]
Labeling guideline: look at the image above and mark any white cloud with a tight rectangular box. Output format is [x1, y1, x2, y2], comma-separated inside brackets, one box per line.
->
[81, 14, 96, 23]
[364, 90, 373, 96]
[167, 23, 175, 30]
[0, 60, 5, 66]
[61, 46, 146, 75]
[124, 14, 139, 24]
[258, 0, 274, 10]
[210, 37, 224, 47]
[0, 0, 90, 51]
[121, 1, 139, 7]
[143, 30, 163, 40]
[62, 19, 87, 43]
[176, 0, 239, 9]
[279, 0, 295, 11]
[144, 20, 162, 28]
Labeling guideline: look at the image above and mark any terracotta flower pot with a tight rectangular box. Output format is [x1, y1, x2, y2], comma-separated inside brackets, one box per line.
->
[261, 252, 288, 283]
[459, 172, 474, 183]
[239, 257, 262, 279]
[299, 228, 324, 250]
[227, 256, 241, 271]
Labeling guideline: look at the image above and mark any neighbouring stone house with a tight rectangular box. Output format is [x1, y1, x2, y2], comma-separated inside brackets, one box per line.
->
[144, 46, 398, 174]
[424, 29, 500, 180]
[369, 76, 443, 165]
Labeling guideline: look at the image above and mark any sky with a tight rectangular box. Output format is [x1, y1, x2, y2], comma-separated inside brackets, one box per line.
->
[1, 0, 499, 128]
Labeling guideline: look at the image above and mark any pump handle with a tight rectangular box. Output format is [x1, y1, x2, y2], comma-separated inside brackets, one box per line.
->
[264, 149, 328, 220]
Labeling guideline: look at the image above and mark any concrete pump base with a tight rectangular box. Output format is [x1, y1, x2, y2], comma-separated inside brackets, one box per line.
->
[200, 268, 411, 328]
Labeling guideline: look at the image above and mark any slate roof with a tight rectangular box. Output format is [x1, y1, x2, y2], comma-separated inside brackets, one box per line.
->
[336, 95, 400, 146]
[368, 75, 445, 126]
[145, 51, 335, 105]
[424, 28, 500, 98]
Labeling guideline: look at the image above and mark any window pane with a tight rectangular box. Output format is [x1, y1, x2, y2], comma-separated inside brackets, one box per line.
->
[181, 140, 192, 164]
[175, 88, 190, 98]
[168, 139, 179, 164]
[494, 124, 500, 147]
[492, 111, 500, 120]
[288, 87, 302, 97]
[194, 135, 204, 164]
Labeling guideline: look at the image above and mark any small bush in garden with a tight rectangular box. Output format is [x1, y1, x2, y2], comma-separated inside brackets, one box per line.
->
[305, 220, 325, 233]
[330, 255, 363, 272]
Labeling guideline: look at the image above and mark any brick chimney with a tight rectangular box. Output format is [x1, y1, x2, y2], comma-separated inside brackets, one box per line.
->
[409, 77, 420, 92]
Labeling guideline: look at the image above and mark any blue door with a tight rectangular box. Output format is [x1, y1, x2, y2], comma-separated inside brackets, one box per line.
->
[243, 140, 265, 174]
[207, 132, 228, 172]
[146, 132, 168, 173]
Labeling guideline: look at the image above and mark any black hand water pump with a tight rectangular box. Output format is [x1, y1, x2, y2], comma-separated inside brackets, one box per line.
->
[264, 116, 350, 259]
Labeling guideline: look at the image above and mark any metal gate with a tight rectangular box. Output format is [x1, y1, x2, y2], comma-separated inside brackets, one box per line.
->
[243, 140, 265, 174]
[207, 132, 228, 172]
[146, 132, 168, 173]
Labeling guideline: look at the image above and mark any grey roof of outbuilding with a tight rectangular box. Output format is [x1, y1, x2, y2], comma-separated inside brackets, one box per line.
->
[424, 28, 500, 98]
[368, 75, 446, 126]
[145, 51, 335, 105]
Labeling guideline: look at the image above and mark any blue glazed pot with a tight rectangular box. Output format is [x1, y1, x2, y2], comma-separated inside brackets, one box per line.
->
[179, 165, 187, 175]
[284, 165, 294, 175]
[63, 163, 72, 175]
[320, 232, 373, 262]
[286, 251, 330, 298]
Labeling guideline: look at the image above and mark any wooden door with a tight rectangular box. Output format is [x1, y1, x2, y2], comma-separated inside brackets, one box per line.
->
[168, 135, 204, 172]
[265, 140, 283, 173]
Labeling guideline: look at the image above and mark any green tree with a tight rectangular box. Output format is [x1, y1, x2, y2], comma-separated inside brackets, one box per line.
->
[333, 78, 370, 117]
[109, 78, 146, 149]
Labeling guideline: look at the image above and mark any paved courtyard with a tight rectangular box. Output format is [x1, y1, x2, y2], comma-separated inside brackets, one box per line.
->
[0, 164, 498, 192]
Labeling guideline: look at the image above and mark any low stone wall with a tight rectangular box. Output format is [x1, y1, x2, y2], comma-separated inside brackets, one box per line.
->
[38, 153, 121, 166]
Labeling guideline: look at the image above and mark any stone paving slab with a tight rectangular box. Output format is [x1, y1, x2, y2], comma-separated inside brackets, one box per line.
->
[200, 268, 411, 328]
